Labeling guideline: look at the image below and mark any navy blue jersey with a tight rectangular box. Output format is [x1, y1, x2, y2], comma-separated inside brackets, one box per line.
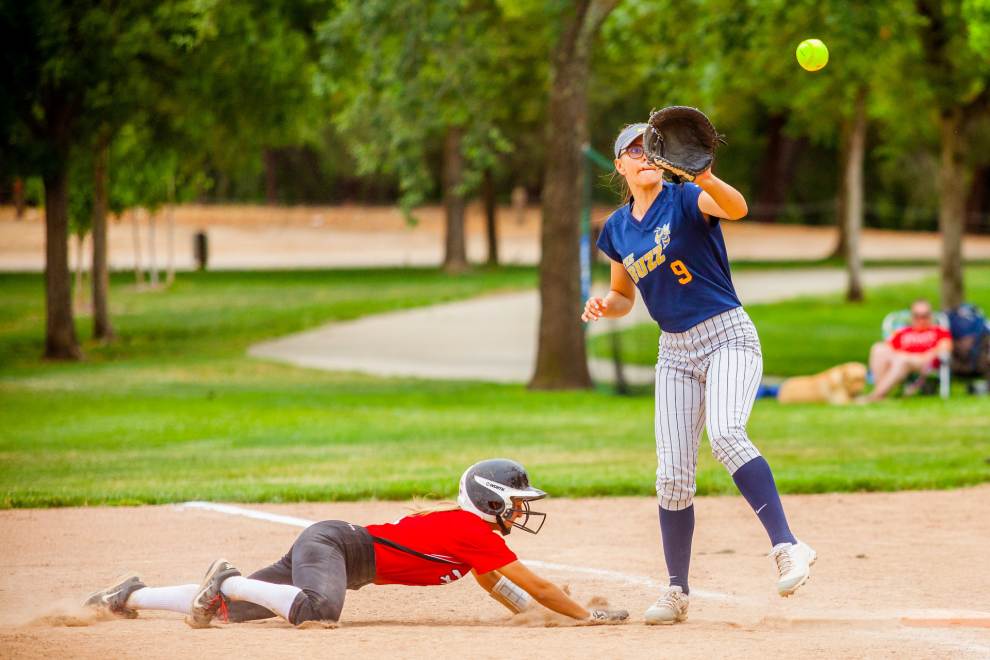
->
[596, 181, 740, 332]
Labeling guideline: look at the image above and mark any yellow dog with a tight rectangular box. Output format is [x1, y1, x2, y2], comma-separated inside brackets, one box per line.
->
[777, 362, 868, 405]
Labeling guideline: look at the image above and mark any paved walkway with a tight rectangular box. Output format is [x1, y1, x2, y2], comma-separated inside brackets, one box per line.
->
[249, 266, 933, 384]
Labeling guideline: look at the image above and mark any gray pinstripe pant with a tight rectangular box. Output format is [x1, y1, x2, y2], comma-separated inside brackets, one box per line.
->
[654, 306, 763, 510]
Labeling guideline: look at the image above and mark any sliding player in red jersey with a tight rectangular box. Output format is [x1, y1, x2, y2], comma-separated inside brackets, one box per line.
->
[84, 459, 628, 627]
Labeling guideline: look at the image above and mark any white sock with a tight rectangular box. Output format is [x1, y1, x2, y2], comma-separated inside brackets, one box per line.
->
[125, 585, 198, 614]
[220, 576, 301, 621]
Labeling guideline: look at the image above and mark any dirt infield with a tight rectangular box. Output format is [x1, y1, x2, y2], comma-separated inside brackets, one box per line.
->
[2, 488, 988, 659]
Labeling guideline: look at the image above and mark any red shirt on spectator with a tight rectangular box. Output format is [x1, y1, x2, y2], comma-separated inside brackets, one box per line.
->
[888, 325, 952, 354]
[365, 510, 517, 586]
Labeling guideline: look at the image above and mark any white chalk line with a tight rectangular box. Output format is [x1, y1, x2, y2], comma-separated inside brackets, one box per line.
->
[179, 500, 990, 652]
[182, 501, 317, 529]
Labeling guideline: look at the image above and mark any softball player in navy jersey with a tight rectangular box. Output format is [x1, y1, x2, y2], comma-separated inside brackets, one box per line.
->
[583, 123, 816, 625]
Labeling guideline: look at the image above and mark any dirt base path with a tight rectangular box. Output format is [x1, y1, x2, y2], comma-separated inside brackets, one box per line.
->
[2, 487, 988, 659]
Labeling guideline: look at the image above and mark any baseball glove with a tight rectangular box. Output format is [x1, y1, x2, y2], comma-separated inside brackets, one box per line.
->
[642, 106, 724, 182]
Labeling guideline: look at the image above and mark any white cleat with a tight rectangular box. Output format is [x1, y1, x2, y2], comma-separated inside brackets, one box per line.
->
[770, 540, 817, 596]
[644, 585, 689, 625]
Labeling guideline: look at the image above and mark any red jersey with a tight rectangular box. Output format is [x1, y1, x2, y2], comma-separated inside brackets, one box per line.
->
[889, 326, 951, 353]
[365, 510, 517, 586]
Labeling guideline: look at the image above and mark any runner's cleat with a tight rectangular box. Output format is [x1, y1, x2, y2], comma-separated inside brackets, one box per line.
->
[84, 574, 146, 619]
[186, 559, 241, 628]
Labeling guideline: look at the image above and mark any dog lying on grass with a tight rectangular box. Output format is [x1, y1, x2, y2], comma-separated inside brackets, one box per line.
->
[777, 362, 868, 405]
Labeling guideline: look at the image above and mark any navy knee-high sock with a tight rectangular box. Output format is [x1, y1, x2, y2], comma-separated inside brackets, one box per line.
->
[732, 456, 797, 546]
[659, 505, 694, 595]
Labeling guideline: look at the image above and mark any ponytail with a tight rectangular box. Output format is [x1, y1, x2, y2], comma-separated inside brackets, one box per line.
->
[406, 498, 461, 516]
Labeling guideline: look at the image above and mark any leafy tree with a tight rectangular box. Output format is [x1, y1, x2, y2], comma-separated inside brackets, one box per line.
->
[914, 0, 990, 308]
[0, 0, 214, 358]
[321, 0, 527, 272]
[107, 115, 210, 283]
[81, 1, 217, 339]
[177, 0, 324, 203]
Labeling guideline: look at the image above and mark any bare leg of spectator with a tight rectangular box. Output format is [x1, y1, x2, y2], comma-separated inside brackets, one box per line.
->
[867, 354, 927, 401]
[869, 342, 894, 387]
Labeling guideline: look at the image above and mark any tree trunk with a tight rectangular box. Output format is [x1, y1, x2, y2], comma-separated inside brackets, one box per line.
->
[91, 131, 114, 340]
[937, 109, 966, 309]
[166, 174, 176, 287]
[263, 148, 278, 205]
[442, 127, 468, 273]
[843, 88, 867, 302]
[131, 208, 144, 287]
[483, 168, 498, 266]
[530, 0, 618, 390]
[829, 122, 849, 260]
[13, 177, 25, 219]
[42, 163, 81, 359]
[966, 165, 988, 233]
[147, 208, 159, 287]
[73, 232, 86, 312]
[511, 185, 527, 225]
[753, 113, 806, 222]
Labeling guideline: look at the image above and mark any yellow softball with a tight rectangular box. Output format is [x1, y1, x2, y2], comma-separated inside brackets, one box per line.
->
[796, 38, 829, 71]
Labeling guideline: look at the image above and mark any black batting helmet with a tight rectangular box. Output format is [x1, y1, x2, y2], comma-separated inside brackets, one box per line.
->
[457, 458, 547, 536]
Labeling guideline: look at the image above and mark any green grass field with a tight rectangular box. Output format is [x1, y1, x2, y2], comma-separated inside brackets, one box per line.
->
[0, 267, 538, 369]
[590, 267, 990, 376]
[1, 267, 988, 507]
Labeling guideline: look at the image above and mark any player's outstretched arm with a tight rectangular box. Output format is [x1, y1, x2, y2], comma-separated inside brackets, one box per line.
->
[472, 569, 533, 614]
[495, 561, 627, 623]
[582, 260, 636, 322]
[696, 169, 748, 220]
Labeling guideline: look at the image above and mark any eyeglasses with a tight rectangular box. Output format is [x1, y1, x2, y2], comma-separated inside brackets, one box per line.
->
[620, 145, 645, 160]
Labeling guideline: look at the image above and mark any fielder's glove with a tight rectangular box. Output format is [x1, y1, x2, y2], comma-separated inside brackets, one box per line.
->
[587, 608, 629, 623]
[643, 106, 725, 182]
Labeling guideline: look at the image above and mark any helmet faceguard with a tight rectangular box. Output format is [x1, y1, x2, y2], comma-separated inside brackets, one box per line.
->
[458, 459, 548, 536]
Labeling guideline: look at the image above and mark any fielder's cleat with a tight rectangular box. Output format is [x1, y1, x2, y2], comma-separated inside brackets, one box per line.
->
[644, 585, 689, 625]
[770, 540, 817, 597]
[84, 574, 147, 618]
[186, 559, 241, 629]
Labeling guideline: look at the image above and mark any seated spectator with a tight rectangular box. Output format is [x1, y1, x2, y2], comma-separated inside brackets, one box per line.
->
[865, 299, 952, 401]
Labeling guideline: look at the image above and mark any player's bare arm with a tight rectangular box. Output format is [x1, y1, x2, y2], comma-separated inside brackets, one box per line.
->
[471, 568, 500, 592]
[696, 169, 748, 220]
[471, 568, 530, 614]
[495, 561, 590, 620]
[475, 564, 625, 623]
[471, 569, 512, 609]
[582, 260, 636, 322]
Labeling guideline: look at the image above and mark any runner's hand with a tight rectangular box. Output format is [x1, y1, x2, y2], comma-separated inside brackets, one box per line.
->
[587, 608, 629, 623]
